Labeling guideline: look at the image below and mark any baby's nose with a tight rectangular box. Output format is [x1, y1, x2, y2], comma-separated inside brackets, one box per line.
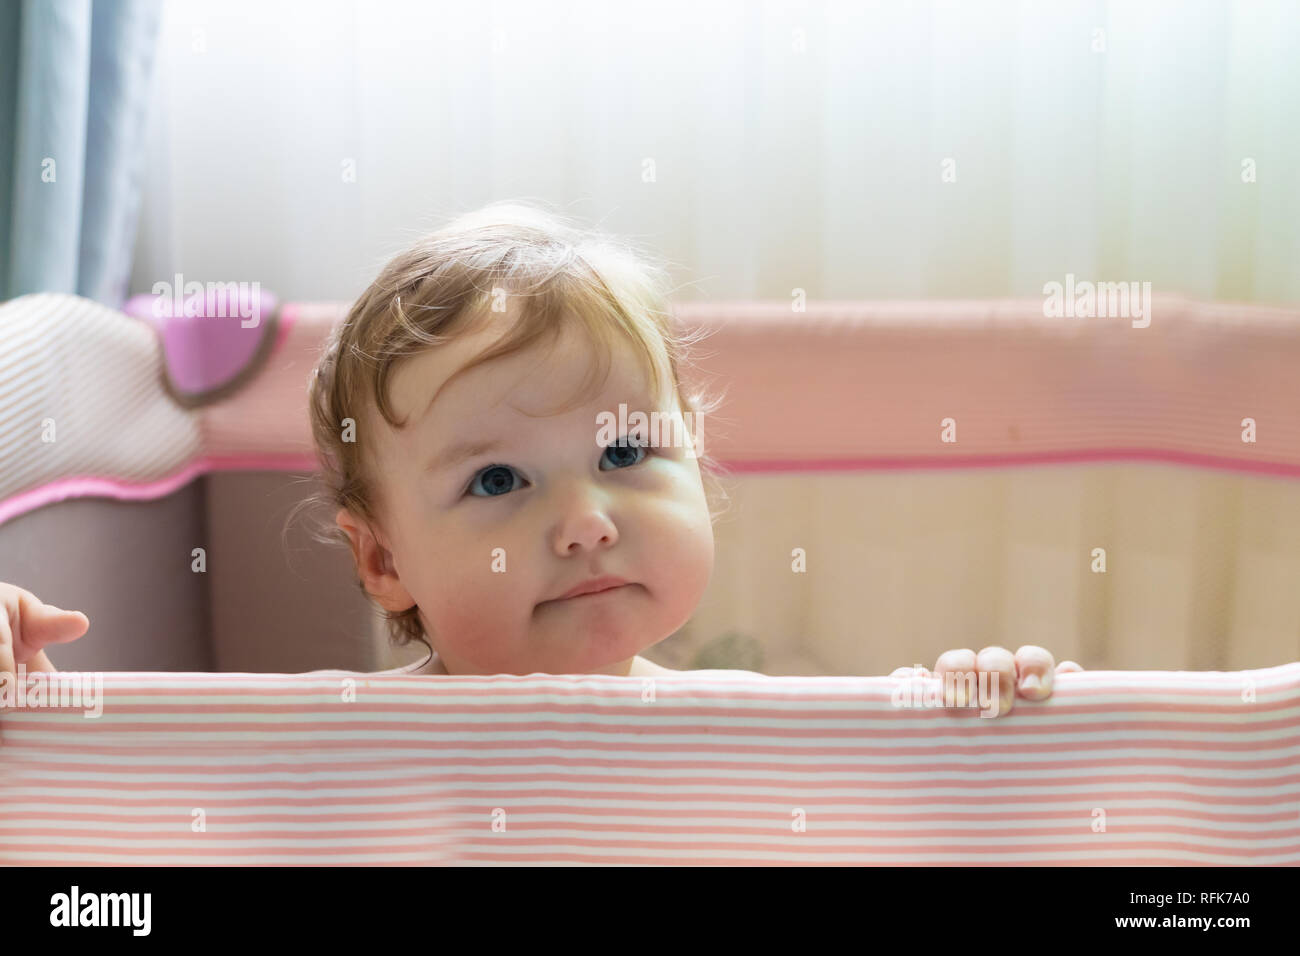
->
[550, 492, 620, 554]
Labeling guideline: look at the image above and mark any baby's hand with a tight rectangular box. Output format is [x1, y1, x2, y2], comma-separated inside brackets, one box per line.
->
[0, 583, 89, 707]
[890, 645, 1082, 718]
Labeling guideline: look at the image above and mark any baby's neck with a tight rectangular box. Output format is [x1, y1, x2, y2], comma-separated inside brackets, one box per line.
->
[428, 649, 660, 677]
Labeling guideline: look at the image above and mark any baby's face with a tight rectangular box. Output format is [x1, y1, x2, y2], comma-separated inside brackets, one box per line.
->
[359, 317, 714, 675]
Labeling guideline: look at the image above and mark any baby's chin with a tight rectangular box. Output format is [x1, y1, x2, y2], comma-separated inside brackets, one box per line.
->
[527, 584, 657, 672]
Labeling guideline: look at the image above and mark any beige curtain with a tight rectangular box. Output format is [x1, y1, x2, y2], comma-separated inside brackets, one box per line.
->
[649, 466, 1300, 676]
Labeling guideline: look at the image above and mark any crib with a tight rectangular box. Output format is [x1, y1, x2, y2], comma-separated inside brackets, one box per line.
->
[0, 291, 1297, 865]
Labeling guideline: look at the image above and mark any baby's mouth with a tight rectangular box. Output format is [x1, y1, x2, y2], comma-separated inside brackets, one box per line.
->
[537, 582, 639, 610]
[561, 583, 632, 600]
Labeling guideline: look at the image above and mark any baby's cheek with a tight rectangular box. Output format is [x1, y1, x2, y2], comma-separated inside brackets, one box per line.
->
[417, 553, 533, 665]
[646, 504, 715, 633]
[425, 591, 523, 673]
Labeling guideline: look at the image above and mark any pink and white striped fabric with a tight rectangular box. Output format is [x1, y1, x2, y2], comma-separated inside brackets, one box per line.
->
[2, 662, 1297, 865]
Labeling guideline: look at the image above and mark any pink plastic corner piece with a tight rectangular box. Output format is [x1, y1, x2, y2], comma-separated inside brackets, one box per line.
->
[123, 286, 278, 398]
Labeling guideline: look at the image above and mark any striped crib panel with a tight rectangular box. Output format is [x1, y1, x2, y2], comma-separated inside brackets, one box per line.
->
[1, 664, 1298, 866]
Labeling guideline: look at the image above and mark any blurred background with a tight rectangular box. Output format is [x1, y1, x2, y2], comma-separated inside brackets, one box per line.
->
[133, 0, 1300, 305]
[1, 0, 1298, 676]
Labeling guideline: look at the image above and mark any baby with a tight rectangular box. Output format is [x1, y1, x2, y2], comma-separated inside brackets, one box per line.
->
[0, 201, 1080, 716]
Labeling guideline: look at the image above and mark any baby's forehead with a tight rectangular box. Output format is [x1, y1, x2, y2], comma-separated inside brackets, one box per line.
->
[388, 324, 668, 428]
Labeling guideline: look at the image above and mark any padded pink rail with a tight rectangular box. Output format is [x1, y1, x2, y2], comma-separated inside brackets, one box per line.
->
[1, 663, 1297, 865]
[210, 296, 1300, 475]
[3, 293, 1300, 528]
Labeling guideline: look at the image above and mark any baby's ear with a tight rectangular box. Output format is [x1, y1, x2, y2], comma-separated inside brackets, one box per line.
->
[334, 508, 414, 612]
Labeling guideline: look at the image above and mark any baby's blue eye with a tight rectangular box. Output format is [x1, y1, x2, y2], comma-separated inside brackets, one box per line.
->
[466, 464, 521, 498]
[599, 435, 649, 471]
[463, 436, 650, 498]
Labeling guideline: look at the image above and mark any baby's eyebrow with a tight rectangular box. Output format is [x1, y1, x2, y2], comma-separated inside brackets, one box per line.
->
[428, 396, 662, 471]
[430, 438, 507, 472]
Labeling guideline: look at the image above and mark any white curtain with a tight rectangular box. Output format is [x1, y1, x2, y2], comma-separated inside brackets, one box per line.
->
[130, 0, 1300, 306]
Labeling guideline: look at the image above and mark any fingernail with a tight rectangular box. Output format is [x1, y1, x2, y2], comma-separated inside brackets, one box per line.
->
[1021, 674, 1042, 694]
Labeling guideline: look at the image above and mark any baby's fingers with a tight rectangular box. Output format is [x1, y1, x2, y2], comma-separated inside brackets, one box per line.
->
[1, 625, 60, 716]
[0, 614, 15, 702]
[889, 665, 932, 679]
[930, 647, 987, 712]
[14, 593, 88, 659]
[1056, 660, 1084, 673]
[1014, 645, 1058, 700]
[976, 646, 1018, 716]
[932, 649, 976, 707]
[26, 648, 58, 673]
